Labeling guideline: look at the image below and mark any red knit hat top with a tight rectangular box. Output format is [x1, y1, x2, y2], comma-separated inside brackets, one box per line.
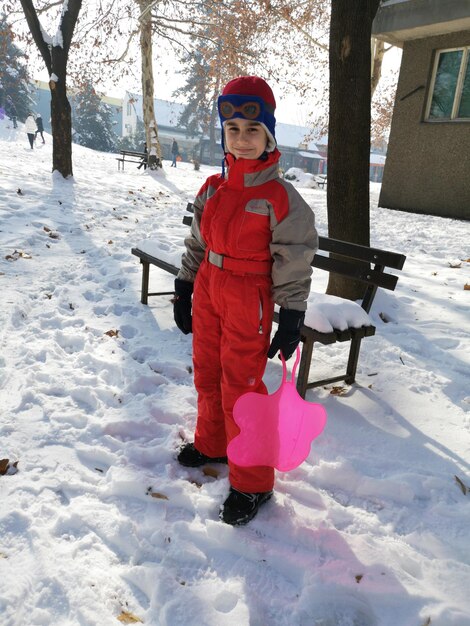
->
[222, 76, 276, 111]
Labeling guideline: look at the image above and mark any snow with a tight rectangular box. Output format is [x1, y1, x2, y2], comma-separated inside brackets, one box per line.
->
[1, 117, 470, 626]
[285, 167, 319, 189]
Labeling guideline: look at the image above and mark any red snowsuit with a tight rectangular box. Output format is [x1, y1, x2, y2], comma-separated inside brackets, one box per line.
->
[178, 149, 317, 493]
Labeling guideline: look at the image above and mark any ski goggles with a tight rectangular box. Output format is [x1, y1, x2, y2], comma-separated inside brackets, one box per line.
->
[218, 95, 267, 123]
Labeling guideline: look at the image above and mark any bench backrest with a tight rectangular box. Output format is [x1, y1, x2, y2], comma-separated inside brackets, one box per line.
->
[314, 237, 406, 312]
[180, 212, 405, 313]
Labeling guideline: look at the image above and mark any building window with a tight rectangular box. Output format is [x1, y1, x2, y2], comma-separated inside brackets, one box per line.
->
[126, 102, 132, 116]
[426, 47, 470, 120]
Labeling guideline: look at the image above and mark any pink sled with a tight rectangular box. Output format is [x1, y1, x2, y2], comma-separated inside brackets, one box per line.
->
[227, 347, 327, 472]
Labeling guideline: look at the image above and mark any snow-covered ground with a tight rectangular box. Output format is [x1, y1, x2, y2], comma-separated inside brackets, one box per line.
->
[1, 119, 469, 626]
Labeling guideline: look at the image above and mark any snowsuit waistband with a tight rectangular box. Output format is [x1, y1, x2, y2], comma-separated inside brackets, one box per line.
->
[206, 250, 272, 275]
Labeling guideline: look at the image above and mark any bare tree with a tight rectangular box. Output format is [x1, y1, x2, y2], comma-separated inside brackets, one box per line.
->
[19, 0, 82, 177]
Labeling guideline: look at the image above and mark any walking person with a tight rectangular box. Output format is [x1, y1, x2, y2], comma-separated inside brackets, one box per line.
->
[35, 114, 45, 143]
[24, 113, 37, 149]
[171, 138, 179, 167]
[173, 76, 318, 525]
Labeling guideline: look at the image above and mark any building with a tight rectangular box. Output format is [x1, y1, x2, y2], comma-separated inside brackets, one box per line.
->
[373, 0, 470, 220]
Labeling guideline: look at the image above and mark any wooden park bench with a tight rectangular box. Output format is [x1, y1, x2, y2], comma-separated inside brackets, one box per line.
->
[116, 149, 148, 171]
[131, 211, 406, 398]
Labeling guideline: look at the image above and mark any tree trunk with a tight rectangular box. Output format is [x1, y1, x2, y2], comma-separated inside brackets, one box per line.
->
[326, 0, 380, 300]
[19, 0, 81, 178]
[138, 0, 162, 169]
[50, 47, 73, 177]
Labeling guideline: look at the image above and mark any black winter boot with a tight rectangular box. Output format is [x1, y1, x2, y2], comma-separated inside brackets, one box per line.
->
[177, 442, 228, 467]
[220, 487, 273, 525]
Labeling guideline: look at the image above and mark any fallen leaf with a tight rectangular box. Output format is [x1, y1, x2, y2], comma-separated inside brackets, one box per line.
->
[146, 487, 169, 500]
[329, 386, 347, 396]
[43, 226, 51, 232]
[117, 610, 142, 624]
[0, 459, 18, 476]
[203, 467, 220, 478]
[355, 574, 363, 583]
[464, 284, 470, 291]
[454, 475, 469, 495]
[108, 240, 114, 244]
[150, 492, 169, 500]
[48, 231, 60, 239]
[189, 480, 202, 488]
[5, 250, 32, 261]
[17, 188, 23, 195]
[105, 329, 119, 337]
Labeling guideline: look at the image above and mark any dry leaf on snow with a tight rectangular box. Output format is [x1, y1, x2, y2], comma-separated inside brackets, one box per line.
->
[454, 475, 469, 495]
[146, 487, 169, 500]
[117, 610, 143, 624]
[5, 250, 32, 261]
[203, 467, 220, 478]
[105, 329, 119, 337]
[0, 459, 19, 475]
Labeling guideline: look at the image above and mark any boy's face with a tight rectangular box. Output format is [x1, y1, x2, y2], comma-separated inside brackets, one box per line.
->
[224, 118, 268, 160]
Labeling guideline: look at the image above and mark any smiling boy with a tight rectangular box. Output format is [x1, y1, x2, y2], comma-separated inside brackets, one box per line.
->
[173, 76, 318, 525]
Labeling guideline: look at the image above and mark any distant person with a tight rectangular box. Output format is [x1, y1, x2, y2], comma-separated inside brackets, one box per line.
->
[137, 142, 148, 170]
[24, 114, 37, 149]
[35, 114, 45, 143]
[171, 138, 179, 167]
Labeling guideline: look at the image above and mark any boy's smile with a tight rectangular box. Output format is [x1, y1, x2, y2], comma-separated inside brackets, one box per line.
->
[224, 118, 268, 160]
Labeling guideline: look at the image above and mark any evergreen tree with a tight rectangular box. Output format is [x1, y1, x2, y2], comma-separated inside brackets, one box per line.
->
[0, 14, 35, 123]
[72, 80, 117, 152]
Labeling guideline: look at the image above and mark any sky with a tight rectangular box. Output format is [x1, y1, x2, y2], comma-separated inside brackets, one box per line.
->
[1, 118, 469, 626]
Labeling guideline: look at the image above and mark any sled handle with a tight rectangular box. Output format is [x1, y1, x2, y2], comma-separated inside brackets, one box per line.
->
[280, 346, 301, 383]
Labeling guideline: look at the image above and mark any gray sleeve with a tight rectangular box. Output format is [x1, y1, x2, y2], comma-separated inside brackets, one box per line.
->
[177, 194, 207, 283]
[270, 180, 318, 311]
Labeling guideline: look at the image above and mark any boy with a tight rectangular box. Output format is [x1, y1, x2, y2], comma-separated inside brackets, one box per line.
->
[173, 76, 318, 525]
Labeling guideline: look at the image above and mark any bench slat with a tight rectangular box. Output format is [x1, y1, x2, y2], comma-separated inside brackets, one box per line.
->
[313, 254, 399, 290]
[318, 236, 406, 270]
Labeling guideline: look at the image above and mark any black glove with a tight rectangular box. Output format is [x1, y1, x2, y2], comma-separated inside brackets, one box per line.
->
[173, 279, 193, 335]
[267, 308, 304, 360]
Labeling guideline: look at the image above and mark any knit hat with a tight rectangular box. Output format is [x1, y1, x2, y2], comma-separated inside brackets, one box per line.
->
[218, 76, 277, 153]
